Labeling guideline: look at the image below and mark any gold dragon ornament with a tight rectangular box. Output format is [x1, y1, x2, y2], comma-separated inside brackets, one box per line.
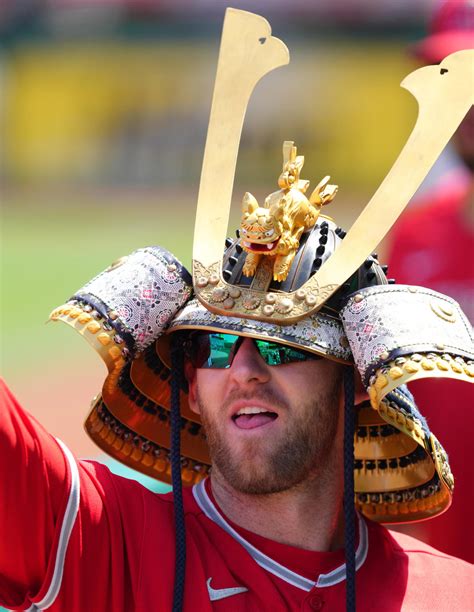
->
[240, 141, 338, 282]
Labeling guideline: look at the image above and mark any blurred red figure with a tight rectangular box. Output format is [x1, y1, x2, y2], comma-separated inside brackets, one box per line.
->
[387, 0, 474, 562]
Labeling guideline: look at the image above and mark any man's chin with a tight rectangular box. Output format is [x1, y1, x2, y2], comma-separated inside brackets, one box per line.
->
[221, 473, 290, 496]
[214, 456, 297, 496]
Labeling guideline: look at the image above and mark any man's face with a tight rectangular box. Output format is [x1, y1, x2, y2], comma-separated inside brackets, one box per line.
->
[186, 337, 344, 495]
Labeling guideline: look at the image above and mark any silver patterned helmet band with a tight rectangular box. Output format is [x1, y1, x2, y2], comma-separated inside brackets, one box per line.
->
[166, 297, 351, 363]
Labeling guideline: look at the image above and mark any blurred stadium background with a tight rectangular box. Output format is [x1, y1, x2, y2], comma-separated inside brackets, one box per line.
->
[0, 0, 458, 496]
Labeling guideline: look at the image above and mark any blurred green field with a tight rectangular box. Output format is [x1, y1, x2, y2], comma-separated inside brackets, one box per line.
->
[1, 190, 194, 376]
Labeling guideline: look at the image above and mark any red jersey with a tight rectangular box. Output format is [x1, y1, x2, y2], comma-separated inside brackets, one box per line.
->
[387, 173, 474, 563]
[0, 379, 473, 611]
[388, 173, 473, 320]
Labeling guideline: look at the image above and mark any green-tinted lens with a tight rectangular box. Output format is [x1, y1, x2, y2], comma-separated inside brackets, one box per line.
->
[191, 332, 318, 369]
[207, 333, 240, 368]
[255, 340, 315, 365]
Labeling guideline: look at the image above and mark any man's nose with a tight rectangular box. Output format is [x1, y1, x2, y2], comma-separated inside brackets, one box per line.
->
[228, 338, 271, 385]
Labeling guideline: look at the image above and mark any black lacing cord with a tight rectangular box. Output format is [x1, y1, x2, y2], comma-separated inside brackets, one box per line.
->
[343, 366, 356, 612]
[170, 340, 186, 612]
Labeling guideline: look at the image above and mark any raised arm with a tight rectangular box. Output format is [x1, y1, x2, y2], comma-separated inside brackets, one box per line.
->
[0, 379, 79, 608]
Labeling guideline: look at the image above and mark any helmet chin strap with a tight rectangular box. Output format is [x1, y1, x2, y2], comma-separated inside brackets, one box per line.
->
[170, 339, 186, 612]
[343, 367, 356, 612]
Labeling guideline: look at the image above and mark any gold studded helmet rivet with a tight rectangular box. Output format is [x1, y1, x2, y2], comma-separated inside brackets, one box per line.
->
[228, 287, 241, 298]
[209, 274, 220, 285]
[265, 293, 277, 304]
[421, 358, 435, 371]
[242, 295, 261, 310]
[263, 304, 275, 316]
[211, 287, 228, 302]
[431, 301, 457, 323]
[450, 361, 463, 373]
[305, 294, 317, 306]
[389, 366, 403, 379]
[275, 298, 293, 314]
[295, 289, 306, 300]
[223, 298, 235, 310]
[197, 276, 208, 288]
[404, 360, 419, 373]
[436, 358, 449, 371]
[465, 364, 474, 377]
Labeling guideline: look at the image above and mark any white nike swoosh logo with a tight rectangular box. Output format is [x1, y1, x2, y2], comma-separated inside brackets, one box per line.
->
[206, 577, 248, 601]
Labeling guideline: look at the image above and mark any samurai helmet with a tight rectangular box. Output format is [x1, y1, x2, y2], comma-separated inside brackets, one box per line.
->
[50, 10, 474, 529]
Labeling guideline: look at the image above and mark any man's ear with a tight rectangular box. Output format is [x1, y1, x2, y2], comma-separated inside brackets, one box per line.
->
[184, 361, 201, 415]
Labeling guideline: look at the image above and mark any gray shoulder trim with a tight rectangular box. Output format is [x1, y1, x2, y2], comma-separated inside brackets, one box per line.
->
[26, 438, 81, 611]
[316, 517, 368, 587]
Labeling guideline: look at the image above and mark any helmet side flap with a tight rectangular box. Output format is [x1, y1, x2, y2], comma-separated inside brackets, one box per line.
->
[49, 246, 193, 367]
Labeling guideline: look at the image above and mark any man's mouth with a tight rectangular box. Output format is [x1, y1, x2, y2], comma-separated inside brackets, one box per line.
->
[232, 406, 278, 430]
[242, 239, 279, 253]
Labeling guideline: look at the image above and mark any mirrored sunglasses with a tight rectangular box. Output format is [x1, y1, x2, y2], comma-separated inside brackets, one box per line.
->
[186, 331, 322, 369]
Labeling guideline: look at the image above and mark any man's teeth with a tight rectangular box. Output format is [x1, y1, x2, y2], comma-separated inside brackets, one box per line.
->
[235, 407, 270, 416]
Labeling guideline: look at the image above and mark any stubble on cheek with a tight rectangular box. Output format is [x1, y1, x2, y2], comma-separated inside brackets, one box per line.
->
[196, 377, 341, 495]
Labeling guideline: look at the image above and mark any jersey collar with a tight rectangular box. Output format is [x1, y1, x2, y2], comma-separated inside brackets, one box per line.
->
[192, 478, 369, 592]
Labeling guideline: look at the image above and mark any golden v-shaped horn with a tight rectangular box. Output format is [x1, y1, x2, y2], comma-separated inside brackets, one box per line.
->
[193, 8, 289, 267]
[193, 9, 473, 325]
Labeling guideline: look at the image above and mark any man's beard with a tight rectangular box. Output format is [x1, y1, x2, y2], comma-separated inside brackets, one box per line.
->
[197, 374, 342, 495]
